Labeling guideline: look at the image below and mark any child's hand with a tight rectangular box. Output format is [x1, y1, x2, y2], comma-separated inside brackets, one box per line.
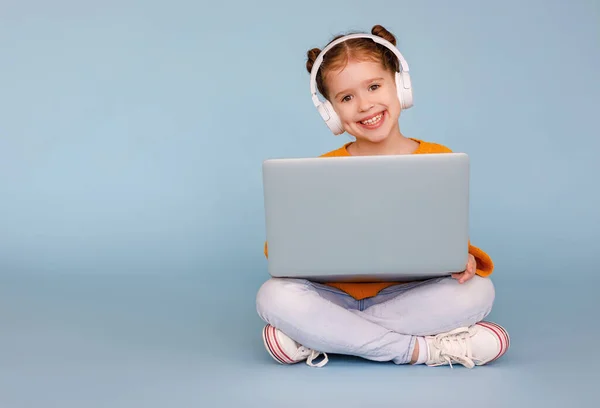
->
[451, 254, 477, 284]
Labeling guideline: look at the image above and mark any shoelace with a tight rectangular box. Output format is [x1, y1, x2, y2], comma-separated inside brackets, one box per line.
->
[430, 327, 475, 369]
[295, 346, 329, 368]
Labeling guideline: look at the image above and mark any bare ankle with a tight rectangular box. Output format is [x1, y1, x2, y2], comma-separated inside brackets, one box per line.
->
[410, 339, 419, 364]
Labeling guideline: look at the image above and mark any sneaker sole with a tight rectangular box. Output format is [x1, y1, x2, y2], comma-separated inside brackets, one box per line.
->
[476, 321, 510, 363]
[262, 324, 294, 365]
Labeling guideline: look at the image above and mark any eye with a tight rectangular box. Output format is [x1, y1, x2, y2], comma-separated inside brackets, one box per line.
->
[341, 95, 352, 103]
[369, 84, 381, 91]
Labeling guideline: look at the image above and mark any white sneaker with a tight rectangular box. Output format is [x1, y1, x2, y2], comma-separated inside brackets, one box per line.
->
[425, 321, 510, 368]
[262, 324, 329, 367]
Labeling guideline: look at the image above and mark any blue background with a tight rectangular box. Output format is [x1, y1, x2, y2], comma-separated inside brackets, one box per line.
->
[1, 0, 598, 406]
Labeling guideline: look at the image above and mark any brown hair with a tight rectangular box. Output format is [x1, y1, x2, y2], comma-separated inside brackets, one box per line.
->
[306, 25, 399, 100]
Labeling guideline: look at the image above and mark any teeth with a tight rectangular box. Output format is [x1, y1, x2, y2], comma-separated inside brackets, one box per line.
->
[361, 113, 383, 125]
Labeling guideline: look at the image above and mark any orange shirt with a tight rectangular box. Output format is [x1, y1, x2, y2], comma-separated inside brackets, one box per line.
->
[263, 138, 494, 300]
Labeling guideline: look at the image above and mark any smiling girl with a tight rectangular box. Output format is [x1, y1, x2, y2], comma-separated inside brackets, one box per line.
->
[256, 25, 509, 369]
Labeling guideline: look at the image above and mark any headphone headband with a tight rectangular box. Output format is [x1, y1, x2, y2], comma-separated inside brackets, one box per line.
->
[309, 33, 410, 106]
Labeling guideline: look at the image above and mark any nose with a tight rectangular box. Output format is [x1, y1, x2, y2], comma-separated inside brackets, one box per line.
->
[357, 95, 374, 112]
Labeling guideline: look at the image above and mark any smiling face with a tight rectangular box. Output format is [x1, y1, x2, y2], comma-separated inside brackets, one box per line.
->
[325, 59, 402, 145]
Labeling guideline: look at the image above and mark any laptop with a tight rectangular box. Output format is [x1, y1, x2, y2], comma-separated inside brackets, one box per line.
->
[261, 153, 470, 282]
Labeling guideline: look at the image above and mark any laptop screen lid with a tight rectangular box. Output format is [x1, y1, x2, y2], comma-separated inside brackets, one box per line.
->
[262, 153, 470, 283]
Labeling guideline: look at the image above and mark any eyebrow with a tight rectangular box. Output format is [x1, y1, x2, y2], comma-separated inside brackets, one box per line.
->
[334, 77, 385, 100]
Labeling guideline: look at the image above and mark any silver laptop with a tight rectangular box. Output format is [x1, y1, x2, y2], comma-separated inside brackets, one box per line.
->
[262, 153, 470, 282]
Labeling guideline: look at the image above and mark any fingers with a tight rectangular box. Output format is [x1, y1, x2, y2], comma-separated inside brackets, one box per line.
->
[452, 255, 477, 284]
[452, 268, 474, 284]
[451, 271, 468, 284]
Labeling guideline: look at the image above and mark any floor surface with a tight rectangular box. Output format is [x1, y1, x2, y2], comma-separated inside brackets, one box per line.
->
[0, 273, 597, 407]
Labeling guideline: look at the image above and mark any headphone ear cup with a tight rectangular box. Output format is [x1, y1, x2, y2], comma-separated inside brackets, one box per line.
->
[321, 100, 344, 135]
[396, 72, 413, 110]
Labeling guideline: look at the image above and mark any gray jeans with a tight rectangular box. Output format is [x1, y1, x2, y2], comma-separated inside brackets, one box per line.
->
[256, 275, 495, 364]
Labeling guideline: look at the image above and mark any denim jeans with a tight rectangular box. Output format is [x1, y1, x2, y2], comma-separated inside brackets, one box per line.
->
[256, 275, 495, 364]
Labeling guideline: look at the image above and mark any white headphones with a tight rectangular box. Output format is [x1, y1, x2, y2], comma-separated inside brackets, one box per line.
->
[309, 33, 413, 135]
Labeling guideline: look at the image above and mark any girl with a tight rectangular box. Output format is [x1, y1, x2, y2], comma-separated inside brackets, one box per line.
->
[256, 25, 509, 368]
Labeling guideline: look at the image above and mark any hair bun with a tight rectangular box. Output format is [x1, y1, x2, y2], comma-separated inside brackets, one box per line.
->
[306, 47, 322, 73]
[371, 25, 396, 46]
